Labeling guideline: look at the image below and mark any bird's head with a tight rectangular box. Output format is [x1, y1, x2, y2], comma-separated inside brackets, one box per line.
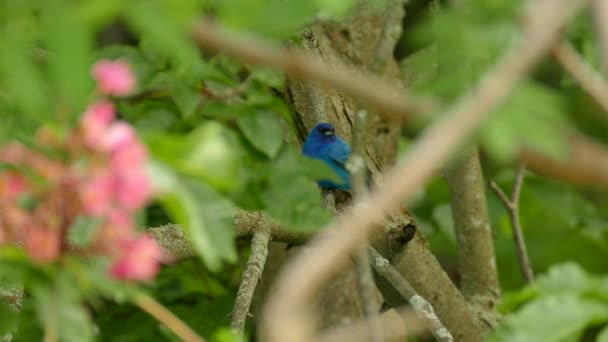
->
[309, 122, 337, 143]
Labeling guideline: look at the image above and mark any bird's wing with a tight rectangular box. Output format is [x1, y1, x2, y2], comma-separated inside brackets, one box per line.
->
[326, 138, 351, 168]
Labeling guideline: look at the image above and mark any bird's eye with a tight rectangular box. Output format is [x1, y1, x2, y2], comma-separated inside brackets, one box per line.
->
[318, 127, 326, 133]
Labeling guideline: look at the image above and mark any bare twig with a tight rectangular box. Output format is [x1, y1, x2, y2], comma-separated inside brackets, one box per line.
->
[260, 1, 582, 341]
[591, 0, 608, 75]
[192, 21, 434, 122]
[552, 41, 608, 117]
[135, 294, 206, 342]
[231, 229, 271, 334]
[445, 147, 500, 304]
[490, 163, 535, 284]
[369, 247, 453, 342]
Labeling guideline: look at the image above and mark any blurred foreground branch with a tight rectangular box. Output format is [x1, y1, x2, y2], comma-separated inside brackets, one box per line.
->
[192, 21, 434, 122]
[522, 133, 608, 190]
[552, 41, 608, 117]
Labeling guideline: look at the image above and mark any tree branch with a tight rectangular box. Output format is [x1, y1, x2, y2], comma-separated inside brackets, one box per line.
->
[521, 133, 608, 190]
[134, 293, 206, 342]
[591, 0, 608, 75]
[490, 163, 535, 284]
[259, 1, 583, 341]
[231, 229, 271, 334]
[191, 21, 434, 122]
[552, 41, 608, 118]
[444, 147, 500, 308]
[369, 247, 453, 342]
[317, 307, 427, 342]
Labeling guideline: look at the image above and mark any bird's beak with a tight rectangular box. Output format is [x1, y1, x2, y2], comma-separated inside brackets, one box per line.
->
[324, 131, 334, 136]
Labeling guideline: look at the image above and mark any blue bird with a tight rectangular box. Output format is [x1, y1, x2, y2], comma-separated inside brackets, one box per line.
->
[302, 123, 351, 191]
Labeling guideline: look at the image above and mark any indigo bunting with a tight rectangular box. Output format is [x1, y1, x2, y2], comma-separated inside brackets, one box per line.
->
[302, 123, 351, 190]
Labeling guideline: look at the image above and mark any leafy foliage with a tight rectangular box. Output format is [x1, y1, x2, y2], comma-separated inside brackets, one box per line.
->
[1, 0, 608, 340]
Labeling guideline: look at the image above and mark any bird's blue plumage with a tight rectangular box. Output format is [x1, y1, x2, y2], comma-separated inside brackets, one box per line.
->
[302, 123, 351, 190]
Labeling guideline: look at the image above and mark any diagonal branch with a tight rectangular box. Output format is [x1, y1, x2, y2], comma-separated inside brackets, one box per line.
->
[259, 1, 583, 341]
[590, 0, 608, 75]
[490, 163, 534, 284]
[134, 294, 206, 342]
[368, 247, 453, 342]
[552, 41, 608, 119]
[191, 21, 434, 122]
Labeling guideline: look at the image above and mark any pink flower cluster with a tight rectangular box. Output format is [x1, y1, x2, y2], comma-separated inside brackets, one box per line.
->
[0, 60, 162, 281]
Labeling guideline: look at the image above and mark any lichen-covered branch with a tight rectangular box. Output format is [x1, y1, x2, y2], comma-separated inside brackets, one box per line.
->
[231, 229, 271, 333]
[369, 247, 453, 342]
[444, 147, 500, 305]
[490, 163, 534, 284]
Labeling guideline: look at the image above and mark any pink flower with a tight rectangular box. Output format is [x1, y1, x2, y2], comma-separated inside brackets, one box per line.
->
[110, 235, 161, 281]
[80, 171, 115, 216]
[111, 138, 147, 171]
[92, 60, 136, 96]
[115, 168, 152, 211]
[100, 122, 136, 152]
[25, 226, 62, 263]
[1, 172, 27, 199]
[82, 101, 116, 149]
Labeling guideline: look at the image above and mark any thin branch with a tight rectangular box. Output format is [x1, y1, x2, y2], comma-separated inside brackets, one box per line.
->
[260, 1, 582, 341]
[552, 41, 608, 118]
[444, 146, 500, 305]
[230, 229, 271, 334]
[591, 0, 608, 75]
[368, 247, 453, 342]
[134, 294, 206, 342]
[192, 21, 434, 122]
[490, 163, 535, 284]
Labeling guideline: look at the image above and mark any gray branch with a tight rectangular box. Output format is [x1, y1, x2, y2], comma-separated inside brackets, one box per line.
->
[369, 247, 453, 342]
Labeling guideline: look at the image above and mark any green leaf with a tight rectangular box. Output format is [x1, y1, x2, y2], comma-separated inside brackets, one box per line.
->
[261, 147, 333, 231]
[489, 294, 608, 342]
[480, 80, 570, 162]
[125, 0, 201, 71]
[149, 161, 237, 271]
[34, 272, 95, 342]
[171, 81, 201, 118]
[43, 1, 93, 113]
[67, 215, 102, 247]
[238, 110, 283, 158]
[0, 22, 49, 121]
[145, 122, 246, 192]
[0, 300, 18, 337]
[598, 325, 608, 342]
